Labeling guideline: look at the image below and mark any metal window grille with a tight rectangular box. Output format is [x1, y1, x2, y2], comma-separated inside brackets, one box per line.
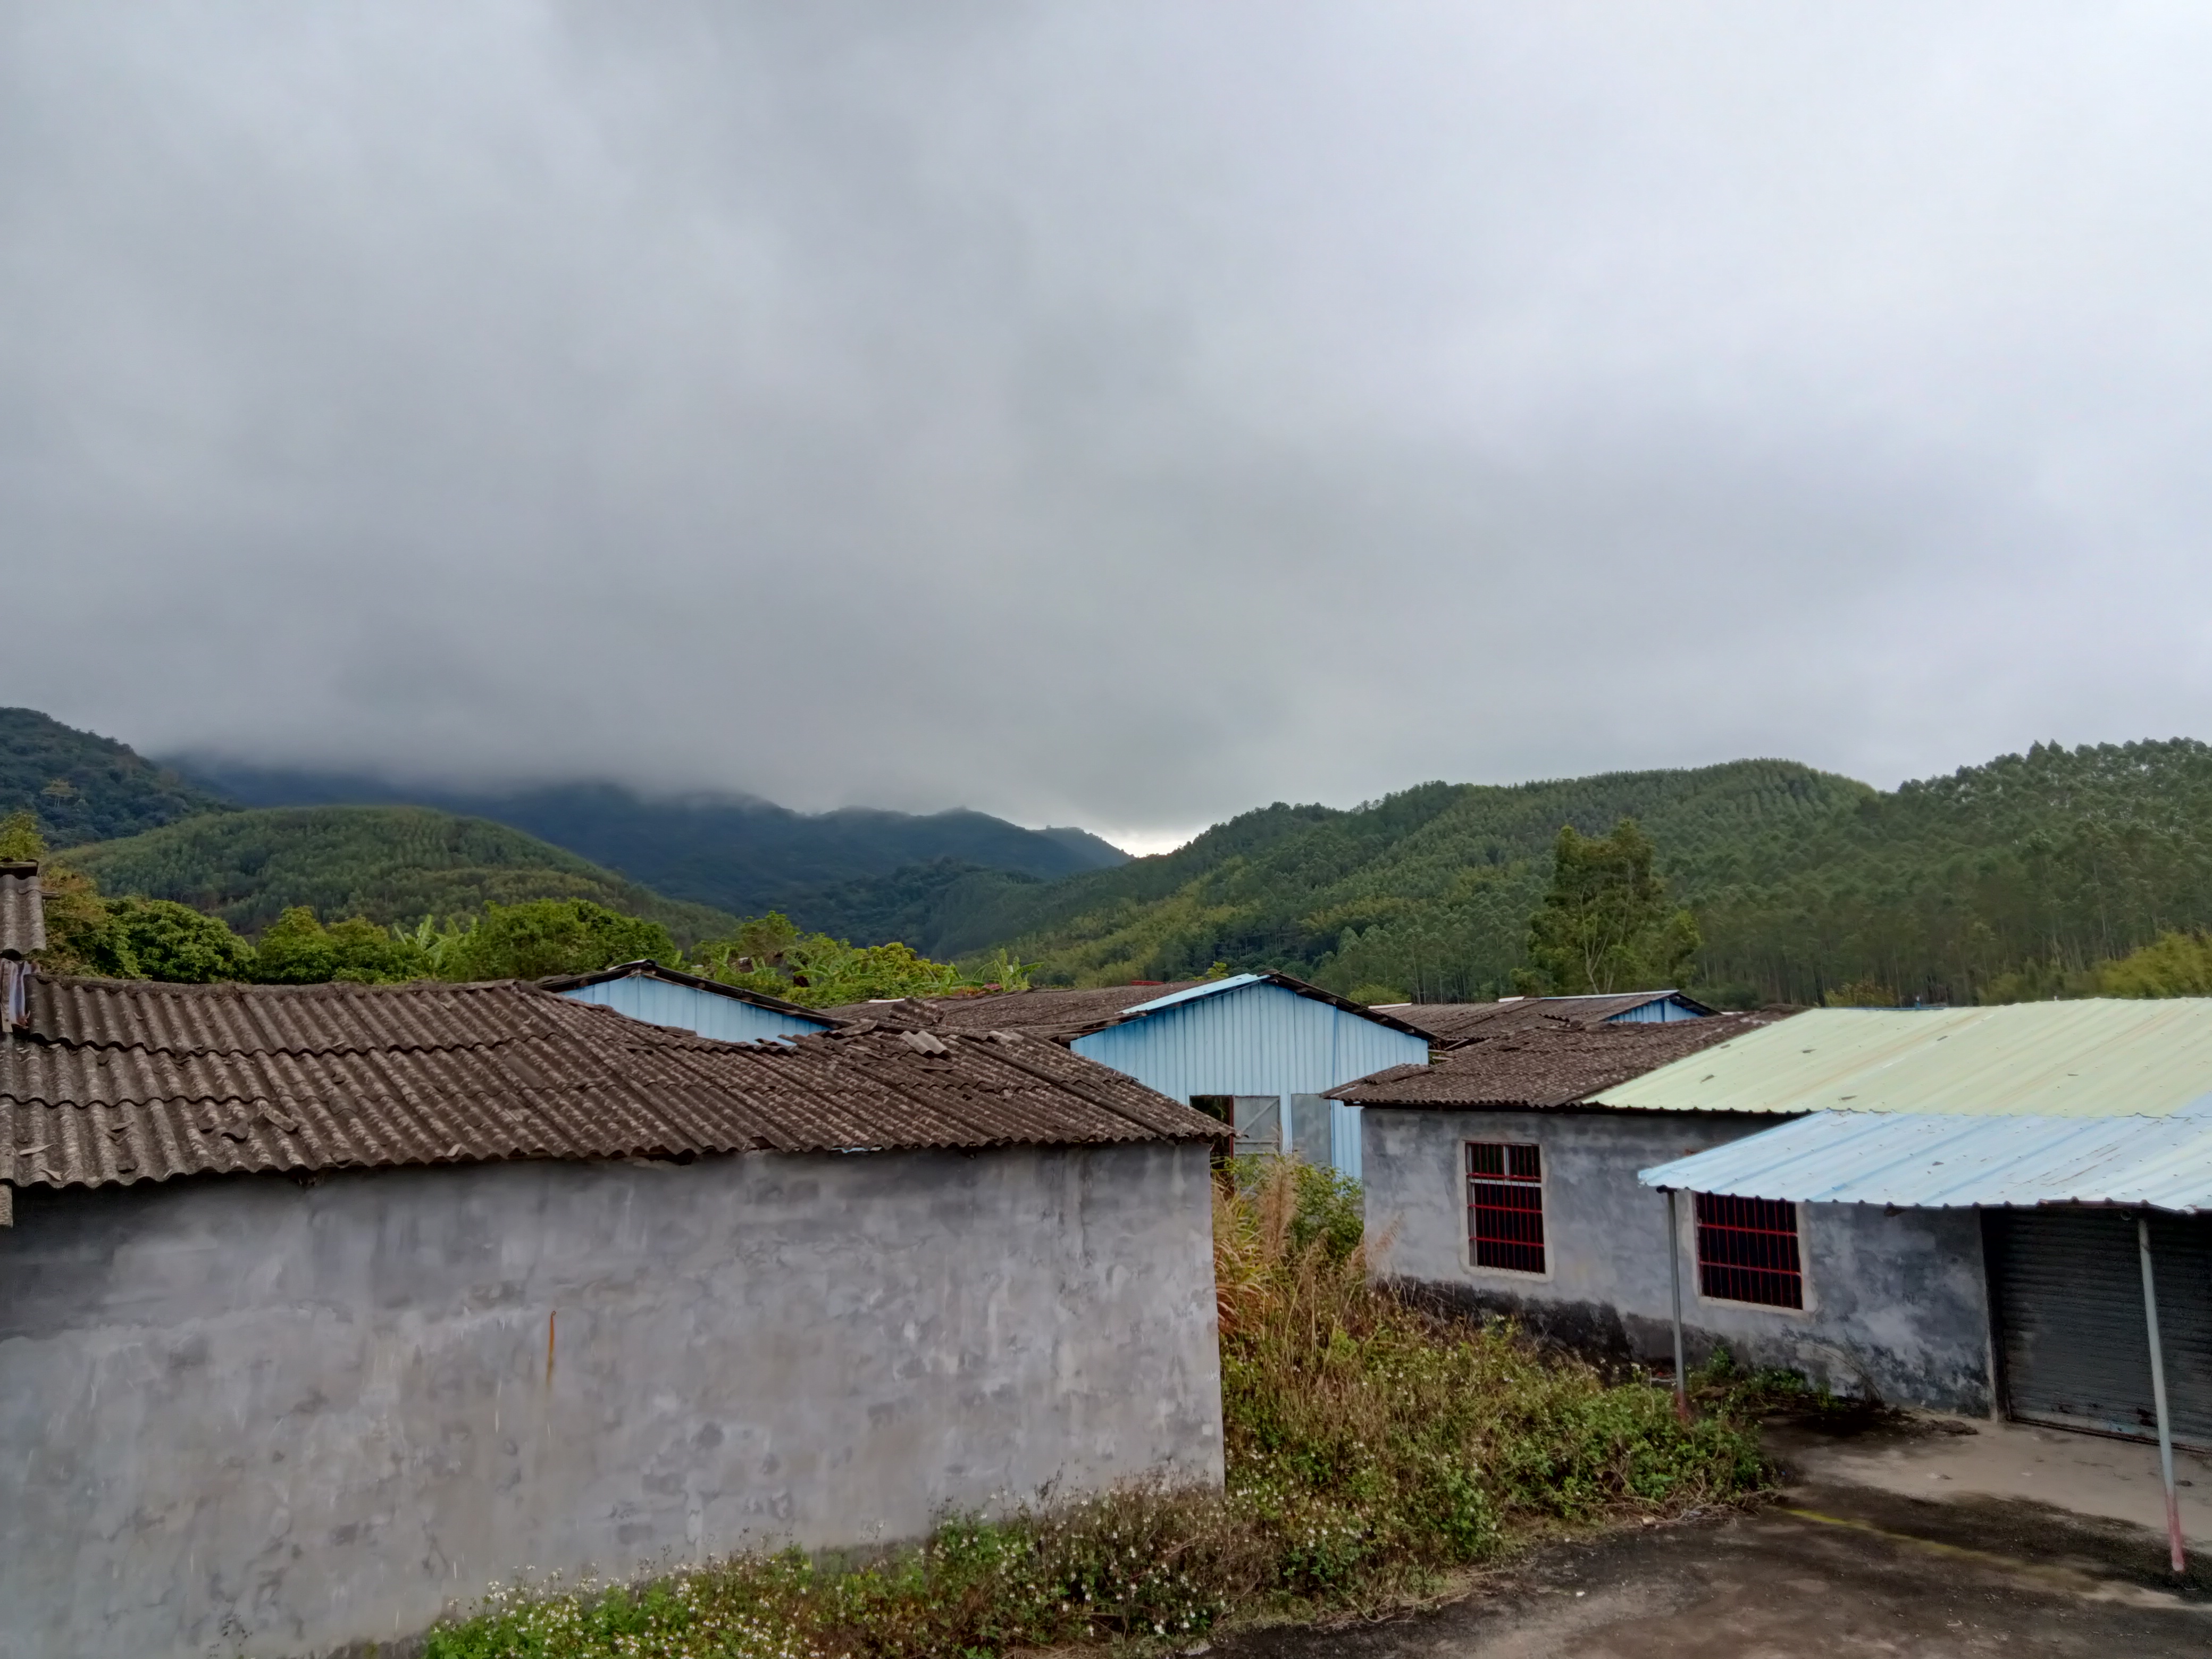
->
[1695, 1192, 1803, 1309]
[1468, 1141, 1545, 1273]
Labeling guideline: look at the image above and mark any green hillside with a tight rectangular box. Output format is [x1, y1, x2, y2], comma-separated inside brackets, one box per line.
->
[61, 806, 736, 943]
[1695, 739, 2212, 1004]
[957, 741, 2212, 1007]
[169, 761, 1127, 919]
[944, 760, 1865, 993]
[1, 707, 229, 847]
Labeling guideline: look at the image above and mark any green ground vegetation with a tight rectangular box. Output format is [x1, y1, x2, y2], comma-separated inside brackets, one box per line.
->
[423, 1161, 1775, 1659]
[681, 912, 1034, 1008]
[1973, 926, 2212, 1004]
[16, 811, 997, 994]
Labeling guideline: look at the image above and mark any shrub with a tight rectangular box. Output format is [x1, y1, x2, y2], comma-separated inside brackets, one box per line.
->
[105, 896, 255, 983]
[438, 899, 676, 982]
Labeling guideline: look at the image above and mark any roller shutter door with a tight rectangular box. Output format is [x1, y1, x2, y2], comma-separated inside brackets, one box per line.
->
[1992, 1210, 2212, 1449]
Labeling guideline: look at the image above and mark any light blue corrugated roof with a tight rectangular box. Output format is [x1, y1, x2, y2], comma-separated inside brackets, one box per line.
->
[1593, 1000, 2212, 1119]
[1637, 1109, 2212, 1214]
[1117, 974, 1265, 1015]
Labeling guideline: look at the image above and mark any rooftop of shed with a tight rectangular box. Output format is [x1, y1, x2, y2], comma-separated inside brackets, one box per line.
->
[827, 971, 1432, 1044]
[824, 981, 1205, 1038]
[1333, 1011, 1787, 1109]
[1592, 1000, 2212, 1119]
[1, 973, 1220, 1194]
[1377, 990, 1714, 1045]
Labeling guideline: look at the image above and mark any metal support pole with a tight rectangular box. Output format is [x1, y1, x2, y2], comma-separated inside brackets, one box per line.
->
[1279, 1092, 1294, 1159]
[2138, 1214, 2187, 1576]
[1668, 1188, 1689, 1423]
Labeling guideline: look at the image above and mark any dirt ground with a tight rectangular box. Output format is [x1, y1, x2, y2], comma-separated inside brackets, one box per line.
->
[1218, 1414, 2212, 1658]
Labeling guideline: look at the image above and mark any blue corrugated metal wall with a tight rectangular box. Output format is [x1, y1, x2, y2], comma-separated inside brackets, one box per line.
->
[557, 977, 835, 1043]
[1071, 981, 1426, 1178]
[1607, 996, 1702, 1024]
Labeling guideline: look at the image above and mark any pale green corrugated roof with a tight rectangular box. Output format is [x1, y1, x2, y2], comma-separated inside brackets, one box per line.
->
[1589, 1001, 2212, 1119]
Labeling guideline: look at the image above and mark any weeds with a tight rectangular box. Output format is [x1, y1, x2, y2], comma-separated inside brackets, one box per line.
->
[428, 1161, 1774, 1658]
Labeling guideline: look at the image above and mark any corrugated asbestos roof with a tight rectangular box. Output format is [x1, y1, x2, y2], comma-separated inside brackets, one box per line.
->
[1, 975, 1220, 1193]
[0, 866, 45, 958]
[538, 959, 839, 1021]
[820, 982, 1203, 1037]
[1637, 1110, 2212, 1215]
[1378, 992, 1714, 1044]
[1330, 1012, 1787, 1108]
[1592, 1001, 2212, 1119]
[825, 972, 1433, 1044]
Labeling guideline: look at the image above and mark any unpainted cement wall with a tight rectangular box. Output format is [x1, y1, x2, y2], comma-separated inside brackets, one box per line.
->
[1364, 1107, 1993, 1413]
[0, 1141, 1224, 1658]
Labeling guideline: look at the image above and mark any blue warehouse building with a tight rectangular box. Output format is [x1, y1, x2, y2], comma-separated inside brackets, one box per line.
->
[833, 973, 1431, 1178]
[543, 959, 842, 1043]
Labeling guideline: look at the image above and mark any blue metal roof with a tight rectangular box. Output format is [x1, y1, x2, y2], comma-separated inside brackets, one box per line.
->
[1637, 1109, 2212, 1214]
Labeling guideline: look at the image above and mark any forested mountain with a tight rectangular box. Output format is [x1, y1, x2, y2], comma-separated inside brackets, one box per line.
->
[32, 705, 2212, 1007]
[1694, 740, 2212, 1004]
[171, 760, 1126, 919]
[952, 741, 2212, 1008]
[1, 707, 229, 847]
[944, 760, 1869, 995]
[62, 806, 735, 942]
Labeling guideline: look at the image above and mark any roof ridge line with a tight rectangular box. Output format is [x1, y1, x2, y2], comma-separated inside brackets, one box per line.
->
[945, 1030, 1200, 1138]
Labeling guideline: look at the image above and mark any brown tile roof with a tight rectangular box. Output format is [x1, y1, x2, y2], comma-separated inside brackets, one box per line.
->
[0, 866, 44, 959]
[1330, 1010, 1792, 1109]
[2, 974, 1220, 1193]
[823, 983, 1206, 1038]
[826, 973, 1435, 1043]
[1379, 991, 1714, 1044]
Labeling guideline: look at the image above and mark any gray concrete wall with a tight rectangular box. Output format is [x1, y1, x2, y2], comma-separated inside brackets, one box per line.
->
[0, 1141, 1224, 1659]
[1363, 1107, 1993, 1414]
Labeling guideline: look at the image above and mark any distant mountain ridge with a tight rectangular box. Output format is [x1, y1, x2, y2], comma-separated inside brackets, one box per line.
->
[20, 709, 2212, 1008]
[63, 805, 736, 942]
[940, 740, 2212, 1008]
[171, 760, 1127, 923]
[1, 707, 229, 845]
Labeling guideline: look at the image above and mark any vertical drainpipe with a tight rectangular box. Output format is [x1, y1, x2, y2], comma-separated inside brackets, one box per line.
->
[1667, 1188, 1689, 1423]
[1279, 1091, 1294, 1159]
[2136, 1213, 2186, 1576]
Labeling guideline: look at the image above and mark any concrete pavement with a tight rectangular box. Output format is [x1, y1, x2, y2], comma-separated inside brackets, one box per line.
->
[1219, 1412, 2212, 1657]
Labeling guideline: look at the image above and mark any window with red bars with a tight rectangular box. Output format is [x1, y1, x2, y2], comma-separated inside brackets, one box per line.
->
[1695, 1192, 1803, 1309]
[1468, 1141, 1545, 1273]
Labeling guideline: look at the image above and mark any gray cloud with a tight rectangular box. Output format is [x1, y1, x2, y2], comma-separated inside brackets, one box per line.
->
[8, 3, 2212, 844]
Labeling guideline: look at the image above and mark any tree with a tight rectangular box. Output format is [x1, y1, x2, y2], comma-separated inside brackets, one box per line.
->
[0, 809, 41, 862]
[1520, 819, 1700, 994]
[2090, 931, 2212, 999]
[252, 907, 431, 984]
[106, 896, 255, 983]
[686, 912, 975, 1007]
[438, 899, 676, 982]
[0, 810, 138, 976]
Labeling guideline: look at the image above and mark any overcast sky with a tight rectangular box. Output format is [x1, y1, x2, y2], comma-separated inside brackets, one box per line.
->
[8, 4, 2212, 850]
